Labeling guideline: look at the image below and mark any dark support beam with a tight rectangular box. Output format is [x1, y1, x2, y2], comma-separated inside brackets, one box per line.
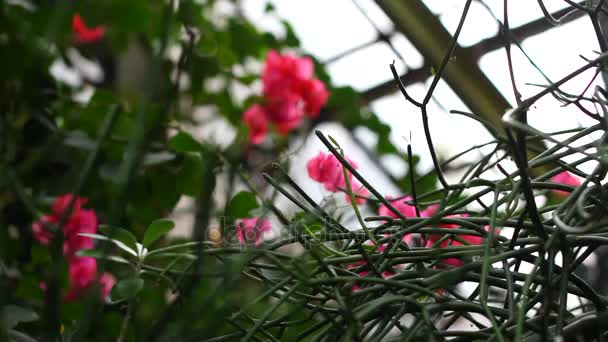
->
[375, 0, 510, 136]
[363, 3, 585, 105]
[470, 3, 585, 59]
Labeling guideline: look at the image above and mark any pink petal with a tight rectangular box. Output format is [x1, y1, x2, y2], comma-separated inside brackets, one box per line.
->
[51, 194, 87, 218]
[63, 209, 97, 260]
[243, 104, 269, 145]
[293, 55, 314, 80]
[301, 78, 329, 118]
[345, 182, 369, 204]
[307, 152, 362, 196]
[72, 14, 106, 44]
[100, 272, 116, 299]
[66, 257, 97, 301]
[32, 215, 57, 245]
[236, 218, 271, 245]
[306, 152, 326, 182]
[265, 95, 303, 135]
[550, 171, 581, 197]
[421, 204, 440, 218]
[378, 196, 416, 219]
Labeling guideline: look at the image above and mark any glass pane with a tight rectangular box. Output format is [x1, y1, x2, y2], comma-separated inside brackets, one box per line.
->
[244, 0, 379, 60]
[327, 42, 406, 91]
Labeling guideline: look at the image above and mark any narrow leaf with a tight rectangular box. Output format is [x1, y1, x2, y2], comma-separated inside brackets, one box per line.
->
[79, 233, 138, 257]
[226, 191, 259, 219]
[112, 277, 144, 300]
[169, 131, 203, 152]
[99, 225, 139, 254]
[2, 305, 39, 329]
[143, 219, 175, 247]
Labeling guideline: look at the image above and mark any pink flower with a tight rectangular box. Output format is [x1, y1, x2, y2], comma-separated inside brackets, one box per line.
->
[65, 257, 97, 301]
[425, 214, 485, 267]
[243, 104, 269, 144]
[72, 14, 106, 44]
[32, 215, 57, 245]
[348, 182, 369, 204]
[236, 218, 272, 245]
[550, 171, 581, 197]
[421, 204, 440, 218]
[52, 194, 87, 216]
[62, 209, 97, 259]
[33, 194, 115, 301]
[307, 152, 367, 203]
[307, 152, 358, 191]
[242, 50, 329, 143]
[378, 196, 417, 219]
[264, 94, 303, 135]
[307, 152, 350, 192]
[99, 272, 116, 299]
[65, 257, 115, 301]
[378, 196, 423, 243]
[32, 194, 97, 260]
[261, 50, 317, 136]
[300, 78, 329, 118]
[346, 261, 395, 292]
[262, 50, 313, 98]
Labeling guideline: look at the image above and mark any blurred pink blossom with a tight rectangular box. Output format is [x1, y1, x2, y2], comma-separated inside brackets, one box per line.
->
[244, 50, 329, 143]
[33, 194, 115, 301]
[307, 152, 367, 203]
[72, 14, 106, 44]
[65, 257, 115, 301]
[32, 194, 97, 259]
[243, 104, 269, 144]
[550, 171, 581, 197]
[236, 218, 272, 245]
[300, 78, 329, 117]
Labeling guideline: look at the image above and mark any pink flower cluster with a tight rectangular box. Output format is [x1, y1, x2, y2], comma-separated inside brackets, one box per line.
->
[236, 218, 272, 245]
[346, 260, 395, 292]
[72, 14, 106, 44]
[346, 197, 490, 292]
[550, 171, 581, 197]
[306, 152, 369, 204]
[243, 50, 329, 144]
[425, 214, 482, 267]
[379, 198, 486, 267]
[33, 194, 114, 301]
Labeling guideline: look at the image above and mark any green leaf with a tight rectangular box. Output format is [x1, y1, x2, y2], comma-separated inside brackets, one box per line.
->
[31, 245, 51, 265]
[2, 305, 39, 329]
[169, 131, 203, 152]
[264, 2, 275, 12]
[281, 20, 300, 47]
[229, 19, 263, 59]
[79, 233, 138, 257]
[217, 46, 238, 69]
[112, 277, 144, 300]
[176, 154, 204, 196]
[143, 219, 175, 247]
[75, 249, 106, 258]
[292, 211, 324, 234]
[197, 32, 219, 57]
[76, 250, 132, 265]
[226, 191, 259, 219]
[99, 225, 139, 255]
